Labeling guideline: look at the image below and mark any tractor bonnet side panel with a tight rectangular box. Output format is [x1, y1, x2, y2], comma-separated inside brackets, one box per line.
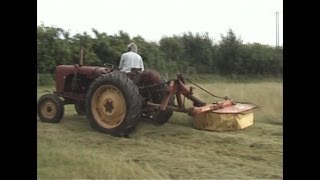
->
[55, 65, 77, 92]
[55, 65, 112, 93]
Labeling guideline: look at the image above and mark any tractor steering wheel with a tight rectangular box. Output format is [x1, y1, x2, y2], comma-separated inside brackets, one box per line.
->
[104, 63, 119, 70]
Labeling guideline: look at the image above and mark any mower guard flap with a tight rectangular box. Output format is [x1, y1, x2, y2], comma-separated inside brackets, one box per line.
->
[211, 102, 259, 114]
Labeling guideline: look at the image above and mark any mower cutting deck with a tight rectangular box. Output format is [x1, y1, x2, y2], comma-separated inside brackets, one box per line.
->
[193, 102, 259, 131]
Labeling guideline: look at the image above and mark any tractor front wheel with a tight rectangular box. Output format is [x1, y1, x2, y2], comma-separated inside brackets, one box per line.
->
[37, 94, 64, 123]
[86, 71, 142, 137]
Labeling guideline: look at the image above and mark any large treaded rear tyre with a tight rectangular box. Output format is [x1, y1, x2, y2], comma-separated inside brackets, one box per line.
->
[37, 94, 64, 123]
[86, 71, 142, 137]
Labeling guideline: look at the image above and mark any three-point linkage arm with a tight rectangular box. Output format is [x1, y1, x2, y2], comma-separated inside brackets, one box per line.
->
[147, 74, 236, 116]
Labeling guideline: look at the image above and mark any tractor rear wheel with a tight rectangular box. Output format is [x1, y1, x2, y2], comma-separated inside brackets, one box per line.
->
[74, 102, 86, 115]
[86, 71, 142, 137]
[37, 94, 64, 123]
[143, 77, 175, 125]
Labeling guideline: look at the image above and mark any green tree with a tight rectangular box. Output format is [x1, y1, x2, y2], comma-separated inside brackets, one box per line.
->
[216, 29, 244, 75]
[37, 24, 72, 73]
[37, 24, 282, 77]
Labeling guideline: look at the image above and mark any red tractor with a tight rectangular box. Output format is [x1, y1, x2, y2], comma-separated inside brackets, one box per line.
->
[37, 62, 258, 137]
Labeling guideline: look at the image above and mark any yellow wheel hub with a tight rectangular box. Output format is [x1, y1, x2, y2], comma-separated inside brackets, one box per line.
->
[91, 85, 126, 129]
[40, 100, 57, 119]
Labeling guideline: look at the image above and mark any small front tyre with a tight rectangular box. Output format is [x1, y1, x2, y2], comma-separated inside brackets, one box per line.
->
[37, 94, 64, 123]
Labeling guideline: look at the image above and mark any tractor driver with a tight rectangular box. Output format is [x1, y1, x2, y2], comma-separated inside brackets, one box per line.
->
[119, 42, 144, 73]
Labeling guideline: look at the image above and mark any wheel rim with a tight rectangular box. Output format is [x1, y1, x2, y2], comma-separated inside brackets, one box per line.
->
[40, 99, 57, 119]
[91, 85, 126, 129]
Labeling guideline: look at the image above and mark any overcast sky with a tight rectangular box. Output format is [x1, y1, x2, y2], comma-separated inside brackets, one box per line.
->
[37, 0, 283, 46]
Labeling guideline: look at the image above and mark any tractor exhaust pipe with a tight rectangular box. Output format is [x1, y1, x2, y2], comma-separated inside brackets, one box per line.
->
[79, 47, 84, 66]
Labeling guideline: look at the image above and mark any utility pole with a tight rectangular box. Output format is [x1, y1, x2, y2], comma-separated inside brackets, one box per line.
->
[276, 11, 279, 48]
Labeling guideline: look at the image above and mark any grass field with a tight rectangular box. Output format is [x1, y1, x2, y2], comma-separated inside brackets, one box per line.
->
[37, 81, 283, 179]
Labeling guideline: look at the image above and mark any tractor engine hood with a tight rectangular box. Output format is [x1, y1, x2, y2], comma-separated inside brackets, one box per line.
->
[55, 65, 113, 92]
